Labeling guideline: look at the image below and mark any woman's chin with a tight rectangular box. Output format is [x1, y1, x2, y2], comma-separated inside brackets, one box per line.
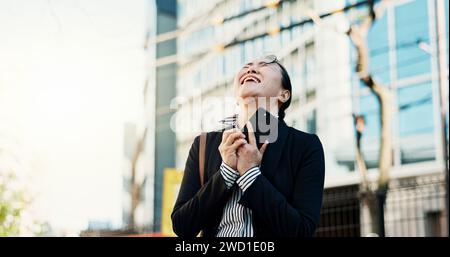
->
[238, 88, 260, 99]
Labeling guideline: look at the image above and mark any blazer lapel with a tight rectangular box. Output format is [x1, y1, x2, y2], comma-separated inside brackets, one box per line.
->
[259, 119, 289, 182]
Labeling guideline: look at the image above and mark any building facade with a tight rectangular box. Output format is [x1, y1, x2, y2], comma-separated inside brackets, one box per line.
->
[122, 0, 178, 233]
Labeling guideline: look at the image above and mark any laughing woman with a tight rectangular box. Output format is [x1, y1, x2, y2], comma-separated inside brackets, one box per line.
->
[171, 55, 325, 238]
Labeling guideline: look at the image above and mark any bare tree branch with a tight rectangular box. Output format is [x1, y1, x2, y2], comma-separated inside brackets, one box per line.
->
[353, 114, 370, 192]
[347, 0, 392, 188]
[129, 126, 148, 229]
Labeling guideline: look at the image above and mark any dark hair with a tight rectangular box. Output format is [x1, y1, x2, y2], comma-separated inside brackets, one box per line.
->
[273, 61, 292, 121]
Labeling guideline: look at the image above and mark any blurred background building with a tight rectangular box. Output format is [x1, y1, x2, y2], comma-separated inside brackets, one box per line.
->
[121, 0, 178, 234]
[129, 0, 448, 237]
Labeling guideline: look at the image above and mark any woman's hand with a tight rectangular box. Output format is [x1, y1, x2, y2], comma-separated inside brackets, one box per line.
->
[218, 128, 247, 170]
[236, 123, 269, 176]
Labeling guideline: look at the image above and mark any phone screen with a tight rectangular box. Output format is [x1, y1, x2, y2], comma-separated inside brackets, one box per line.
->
[241, 107, 278, 149]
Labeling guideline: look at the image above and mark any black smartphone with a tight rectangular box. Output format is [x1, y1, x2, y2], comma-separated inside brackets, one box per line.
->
[241, 108, 279, 149]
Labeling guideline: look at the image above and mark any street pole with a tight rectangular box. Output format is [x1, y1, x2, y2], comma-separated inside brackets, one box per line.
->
[435, 0, 449, 235]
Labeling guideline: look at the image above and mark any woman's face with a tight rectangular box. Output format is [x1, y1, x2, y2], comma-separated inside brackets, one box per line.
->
[233, 56, 284, 100]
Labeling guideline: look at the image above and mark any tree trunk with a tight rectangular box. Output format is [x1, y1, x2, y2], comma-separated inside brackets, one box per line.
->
[129, 127, 148, 230]
[347, 0, 392, 236]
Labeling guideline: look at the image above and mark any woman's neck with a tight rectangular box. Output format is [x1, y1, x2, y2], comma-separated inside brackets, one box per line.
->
[236, 97, 279, 129]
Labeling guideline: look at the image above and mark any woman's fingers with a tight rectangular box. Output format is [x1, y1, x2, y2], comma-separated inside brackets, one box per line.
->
[222, 129, 234, 143]
[259, 140, 269, 156]
[222, 128, 241, 142]
[225, 131, 245, 146]
[230, 138, 247, 151]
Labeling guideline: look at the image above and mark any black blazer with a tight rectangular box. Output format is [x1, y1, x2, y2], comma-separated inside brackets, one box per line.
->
[171, 119, 325, 238]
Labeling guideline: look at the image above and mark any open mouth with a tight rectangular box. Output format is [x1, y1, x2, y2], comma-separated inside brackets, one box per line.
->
[240, 75, 261, 85]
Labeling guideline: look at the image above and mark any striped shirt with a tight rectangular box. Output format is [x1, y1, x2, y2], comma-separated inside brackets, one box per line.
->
[216, 162, 261, 237]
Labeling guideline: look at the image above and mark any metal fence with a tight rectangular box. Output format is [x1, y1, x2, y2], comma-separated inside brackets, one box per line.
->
[315, 173, 448, 237]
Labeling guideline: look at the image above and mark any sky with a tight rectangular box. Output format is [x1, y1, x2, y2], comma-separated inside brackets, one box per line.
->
[0, 0, 147, 234]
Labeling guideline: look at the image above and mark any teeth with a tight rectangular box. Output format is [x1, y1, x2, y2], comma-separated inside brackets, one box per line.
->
[243, 76, 259, 84]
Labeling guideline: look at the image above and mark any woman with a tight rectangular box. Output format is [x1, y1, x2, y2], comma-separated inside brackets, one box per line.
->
[171, 55, 325, 238]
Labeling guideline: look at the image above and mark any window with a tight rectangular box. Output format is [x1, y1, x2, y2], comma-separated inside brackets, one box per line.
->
[245, 40, 254, 61]
[445, 0, 449, 69]
[290, 49, 300, 97]
[281, 29, 290, 46]
[395, 0, 431, 79]
[281, 1, 290, 27]
[368, 11, 390, 84]
[397, 82, 436, 164]
[240, 44, 246, 65]
[359, 93, 381, 169]
[425, 211, 444, 237]
[255, 38, 263, 57]
[303, 42, 316, 101]
[306, 109, 317, 134]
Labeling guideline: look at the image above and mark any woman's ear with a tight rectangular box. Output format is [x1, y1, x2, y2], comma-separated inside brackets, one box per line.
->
[278, 89, 290, 104]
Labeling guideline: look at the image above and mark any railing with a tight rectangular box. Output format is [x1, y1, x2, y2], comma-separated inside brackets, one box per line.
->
[315, 174, 448, 237]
